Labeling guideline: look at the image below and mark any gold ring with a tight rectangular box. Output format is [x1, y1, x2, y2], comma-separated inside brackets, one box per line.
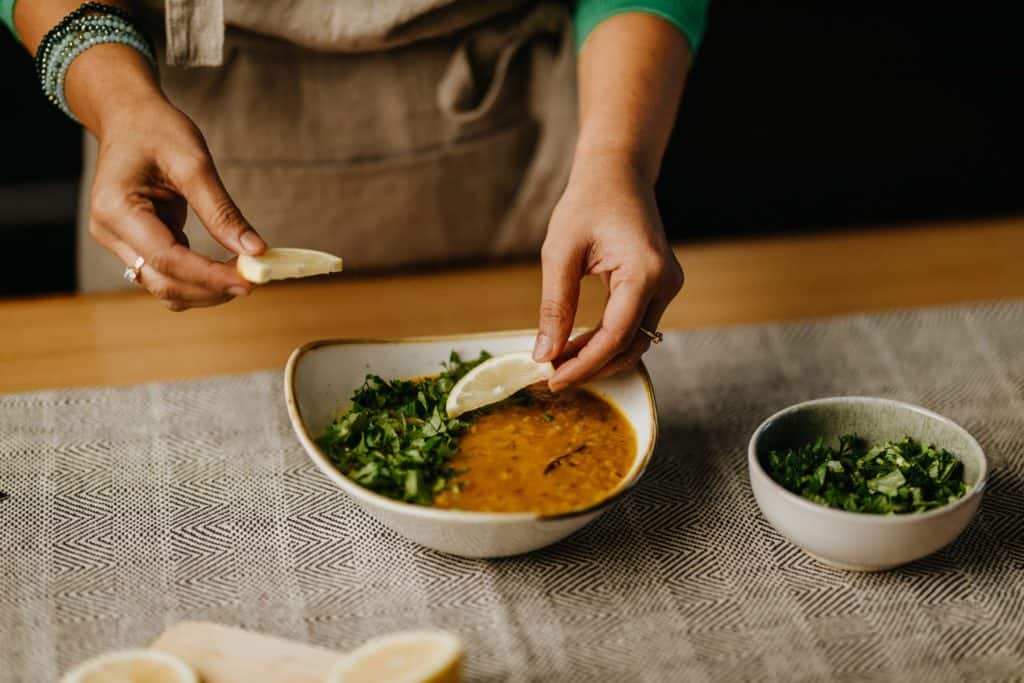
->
[638, 327, 663, 344]
[123, 255, 145, 285]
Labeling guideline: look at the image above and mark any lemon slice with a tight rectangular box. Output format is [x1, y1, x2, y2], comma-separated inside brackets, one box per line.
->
[445, 351, 554, 418]
[326, 630, 462, 683]
[61, 649, 197, 683]
[237, 248, 343, 284]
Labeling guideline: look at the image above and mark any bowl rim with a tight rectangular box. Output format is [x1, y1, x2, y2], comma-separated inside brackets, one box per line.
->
[284, 330, 659, 523]
[747, 396, 989, 523]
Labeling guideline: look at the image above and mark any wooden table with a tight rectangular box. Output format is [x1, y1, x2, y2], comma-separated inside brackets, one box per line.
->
[2, 217, 1022, 393]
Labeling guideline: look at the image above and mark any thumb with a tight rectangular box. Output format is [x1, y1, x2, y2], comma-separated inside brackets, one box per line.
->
[534, 240, 583, 362]
[178, 155, 266, 256]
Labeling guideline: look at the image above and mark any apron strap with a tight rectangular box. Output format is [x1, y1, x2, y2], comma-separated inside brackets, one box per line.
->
[165, 0, 225, 66]
[435, 3, 577, 255]
[437, 3, 566, 123]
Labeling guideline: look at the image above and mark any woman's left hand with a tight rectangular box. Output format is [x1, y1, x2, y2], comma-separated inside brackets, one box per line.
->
[533, 153, 684, 390]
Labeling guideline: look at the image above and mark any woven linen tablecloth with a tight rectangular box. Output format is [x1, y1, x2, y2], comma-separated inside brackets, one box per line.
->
[3, 301, 1023, 682]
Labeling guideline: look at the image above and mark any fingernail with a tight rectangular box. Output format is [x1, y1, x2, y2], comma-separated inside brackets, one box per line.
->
[533, 334, 552, 362]
[228, 286, 249, 297]
[240, 230, 264, 254]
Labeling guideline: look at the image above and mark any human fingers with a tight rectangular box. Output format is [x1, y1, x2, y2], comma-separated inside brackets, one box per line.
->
[548, 276, 653, 391]
[554, 328, 597, 364]
[92, 191, 251, 297]
[98, 229, 234, 310]
[583, 260, 683, 382]
[533, 236, 584, 363]
[170, 152, 266, 256]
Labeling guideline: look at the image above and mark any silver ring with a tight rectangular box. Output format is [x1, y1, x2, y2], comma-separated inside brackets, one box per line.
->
[123, 256, 145, 285]
[638, 327, 663, 344]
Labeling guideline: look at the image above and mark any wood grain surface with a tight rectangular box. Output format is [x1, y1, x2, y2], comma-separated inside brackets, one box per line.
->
[2, 218, 1021, 393]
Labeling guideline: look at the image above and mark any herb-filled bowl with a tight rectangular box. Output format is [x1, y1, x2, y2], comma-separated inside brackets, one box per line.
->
[285, 332, 658, 558]
[748, 397, 987, 571]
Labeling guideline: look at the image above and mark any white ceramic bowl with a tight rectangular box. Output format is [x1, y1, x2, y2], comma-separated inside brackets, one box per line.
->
[748, 397, 987, 571]
[285, 331, 658, 558]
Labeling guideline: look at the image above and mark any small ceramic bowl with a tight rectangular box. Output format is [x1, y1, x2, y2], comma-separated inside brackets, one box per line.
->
[285, 331, 658, 558]
[748, 397, 987, 571]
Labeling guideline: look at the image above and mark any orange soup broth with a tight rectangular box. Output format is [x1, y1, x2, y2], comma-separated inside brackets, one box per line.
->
[433, 387, 637, 514]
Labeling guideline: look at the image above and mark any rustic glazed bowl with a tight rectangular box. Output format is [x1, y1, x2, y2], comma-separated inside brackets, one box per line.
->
[285, 331, 658, 558]
[748, 397, 987, 571]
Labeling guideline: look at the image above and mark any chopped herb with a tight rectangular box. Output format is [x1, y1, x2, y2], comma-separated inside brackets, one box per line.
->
[543, 413, 555, 422]
[316, 352, 491, 505]
[763, 434, 969, 514]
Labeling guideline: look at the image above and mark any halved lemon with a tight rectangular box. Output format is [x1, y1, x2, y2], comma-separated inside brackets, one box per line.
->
[445, 351, 554, 418]
[237, 247, 343, 284]
[326, 630, 462, 683]
[61, 649, 197, 683]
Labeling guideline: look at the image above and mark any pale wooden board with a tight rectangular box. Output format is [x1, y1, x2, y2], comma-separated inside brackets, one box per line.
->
[5, 218, 1023, 394]
[152, 621, 343, 683]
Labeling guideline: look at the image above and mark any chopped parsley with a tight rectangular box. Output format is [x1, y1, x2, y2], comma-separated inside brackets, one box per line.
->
[763, 434, 969, 514]
[315, 352, 491, 505]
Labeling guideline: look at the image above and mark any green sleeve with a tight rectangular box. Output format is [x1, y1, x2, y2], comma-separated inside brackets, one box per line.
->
[1, 0, 18, 40]
[574, 0, 710, 53]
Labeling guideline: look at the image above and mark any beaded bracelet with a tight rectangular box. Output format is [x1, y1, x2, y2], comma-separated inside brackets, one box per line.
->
[34, 2, 141, 80]
[41, 15, 156, 119]
[34, 2, 157, 122]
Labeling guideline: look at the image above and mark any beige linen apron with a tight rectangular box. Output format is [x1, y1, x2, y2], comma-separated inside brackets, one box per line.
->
[78, 0, 577, 291]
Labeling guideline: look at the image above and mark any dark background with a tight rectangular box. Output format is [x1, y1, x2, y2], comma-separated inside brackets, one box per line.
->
[1, 1, 1021, 297]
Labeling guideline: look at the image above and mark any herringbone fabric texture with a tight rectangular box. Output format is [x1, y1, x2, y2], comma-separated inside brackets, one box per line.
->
[2, 302, 1023, 682]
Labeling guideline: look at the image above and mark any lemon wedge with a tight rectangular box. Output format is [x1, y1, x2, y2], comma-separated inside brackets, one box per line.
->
[236, 248, 343, 284]
[326, 630, 463, 683]
[445, 351, 554, 418]
[61, 649, 197, 683]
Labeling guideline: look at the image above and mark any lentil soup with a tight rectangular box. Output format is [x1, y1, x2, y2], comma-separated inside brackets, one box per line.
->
[433, 387, 637, 514]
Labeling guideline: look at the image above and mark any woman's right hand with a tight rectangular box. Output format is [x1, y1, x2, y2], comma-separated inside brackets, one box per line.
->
[17, 4, 265, 309]
[89, 94, 267, 310]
